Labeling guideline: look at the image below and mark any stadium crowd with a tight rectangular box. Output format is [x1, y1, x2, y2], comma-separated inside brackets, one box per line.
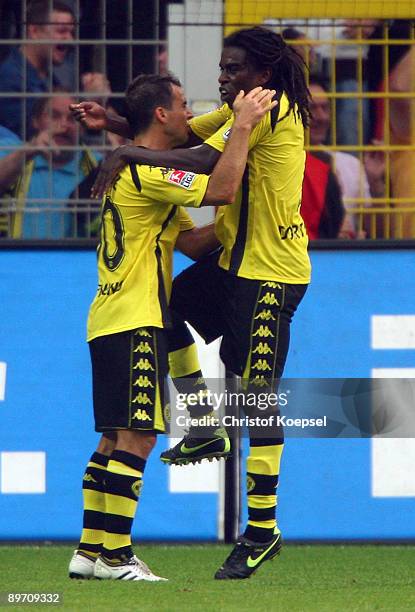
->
[0, 2, 413, 240]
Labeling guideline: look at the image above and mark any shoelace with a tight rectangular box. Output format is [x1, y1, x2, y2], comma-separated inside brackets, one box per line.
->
[225, 541, 250, 564]
[132, 556, 154, 576]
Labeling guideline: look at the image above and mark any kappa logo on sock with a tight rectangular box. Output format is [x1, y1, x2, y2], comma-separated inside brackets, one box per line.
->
[83, 473, 97, 483]
[131, 479, 143, 497]
[246, 475, 256, 493]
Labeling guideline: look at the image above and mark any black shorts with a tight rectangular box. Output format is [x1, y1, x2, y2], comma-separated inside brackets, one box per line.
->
[89, 327, 170, 433]
[170, 251, 307, 383]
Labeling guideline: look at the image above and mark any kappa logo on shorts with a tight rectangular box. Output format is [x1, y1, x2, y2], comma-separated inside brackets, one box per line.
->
[134, 342, 153, 354]
[132, 408, 152, 421]
[252, 342, 273, 355]
[255, 309, 276, 321]
[259, 292, 280, 306]
[253, 325, 275, 338]
[249, 375, 269, 387]
[135, 329, 151, 337]
[251, 359, 272, 372]
[263, 282, 281, 289]
[132, 392, 153, 405]
[168, 170, 196, 189]
[133, 358, 155, 371]
[133, 375, 154, 388]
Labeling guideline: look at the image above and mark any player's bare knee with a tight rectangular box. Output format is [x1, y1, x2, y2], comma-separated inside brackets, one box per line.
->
[97, 432, 116, 455]
[116, 429, 157, 458]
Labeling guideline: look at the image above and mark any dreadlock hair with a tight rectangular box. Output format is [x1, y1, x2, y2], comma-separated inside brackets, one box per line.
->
[224, 26, 311, 128]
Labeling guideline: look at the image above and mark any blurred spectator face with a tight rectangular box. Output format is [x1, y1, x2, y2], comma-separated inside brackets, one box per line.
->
[341, 19, 380, 40]
[158, 46, 169, 76]
[309, 83, 331, 145]
[32, 95, 77, 162]
[28, 9, 74, 66]
[282, 29, 317, 69]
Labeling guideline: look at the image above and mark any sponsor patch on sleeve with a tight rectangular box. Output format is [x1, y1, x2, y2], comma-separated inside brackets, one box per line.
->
[168, 170, 196, 189]
[223, 127, 232, 142]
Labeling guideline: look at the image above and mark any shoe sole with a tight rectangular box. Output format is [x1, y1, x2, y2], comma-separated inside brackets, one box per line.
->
[69, 572, 94, 580]
[160, 451, 232, 466]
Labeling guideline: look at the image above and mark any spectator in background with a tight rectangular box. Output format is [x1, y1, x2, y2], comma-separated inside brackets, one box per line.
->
[307, 78, 384, 238]
[0, 0, 75, 138]
[0, 91, 99, 238]
[332, 19, 379, 148]
[157, 45, 169, 76]
[301, 150, 344, 239]
[388, 44, 415, 238]
[367, 20, 414, 238]
[282, 27, 317, 73]
[0, 0, 110, 140]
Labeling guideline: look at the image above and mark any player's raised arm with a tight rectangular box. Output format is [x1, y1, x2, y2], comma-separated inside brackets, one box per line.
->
[69, 100, 132, 138]
[201, 87, 276, 206]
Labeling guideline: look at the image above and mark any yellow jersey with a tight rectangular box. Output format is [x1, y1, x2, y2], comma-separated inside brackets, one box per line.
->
[87, 163, 208, 341]
[190, 95, 311, 284]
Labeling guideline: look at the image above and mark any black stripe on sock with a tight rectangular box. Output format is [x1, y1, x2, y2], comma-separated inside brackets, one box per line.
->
[110, 450, 146, 473]
[105, 473, 140, 501]
[83, 509, 105, 530]
[104, 519, 134, 536]
[102, 545, 133, 560]
[79, 542, 101, 554]
[249, 437, 284, 447]
[90, 452, 110, 467]
[248, 506, 276, 522]
[247, 473, 279, 496]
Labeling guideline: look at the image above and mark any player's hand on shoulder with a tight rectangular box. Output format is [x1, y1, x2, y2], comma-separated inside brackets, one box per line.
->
[233, 87, 277, 130]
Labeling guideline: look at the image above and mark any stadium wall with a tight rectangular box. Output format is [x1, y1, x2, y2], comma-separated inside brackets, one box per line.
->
[1, 247, 415, 540]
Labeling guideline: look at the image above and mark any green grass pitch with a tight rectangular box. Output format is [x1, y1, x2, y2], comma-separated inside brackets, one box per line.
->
[0, 544, 414, 611]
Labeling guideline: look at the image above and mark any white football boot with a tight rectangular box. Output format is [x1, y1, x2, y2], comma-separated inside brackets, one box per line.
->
[68, 550, 96, 579]
[94, 555, 168, 581]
